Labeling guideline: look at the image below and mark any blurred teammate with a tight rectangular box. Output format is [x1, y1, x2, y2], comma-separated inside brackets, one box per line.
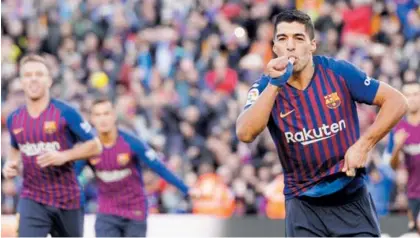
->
[3, 54, 102, 237]
[236, 10, 407, 237]
[388, 81, 420, 233]
[76, 97, 199, 237]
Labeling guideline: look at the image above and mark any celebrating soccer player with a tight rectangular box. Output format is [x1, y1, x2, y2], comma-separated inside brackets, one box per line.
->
[75, 97, 200, 237]
[3, 54, 103, 237]
[236, 10, 408, 237]
[388, 81, 420, 234]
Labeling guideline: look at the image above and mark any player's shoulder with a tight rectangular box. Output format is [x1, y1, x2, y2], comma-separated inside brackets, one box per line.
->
[314, 55, 361, 75]
[6, 106, 25, 125]
[394, 117, 409, 130]
[50, 98, 80, 114]
[118, 128, 145, 148]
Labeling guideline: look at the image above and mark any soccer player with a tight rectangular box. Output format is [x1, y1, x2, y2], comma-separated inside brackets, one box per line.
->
[2, 54, 103, 237]
[236, 10, 408, 237]
[75, 97, 199, 237]
[388, 81, 420, 233]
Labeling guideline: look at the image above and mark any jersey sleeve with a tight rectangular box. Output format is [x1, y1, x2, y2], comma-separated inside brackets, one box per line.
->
[334, 59, 380, 105]
[243, 75, 270, 110]
[61, 105, 95, 142]
[6, 113, 18, 149]
[122, 132, 189, 195]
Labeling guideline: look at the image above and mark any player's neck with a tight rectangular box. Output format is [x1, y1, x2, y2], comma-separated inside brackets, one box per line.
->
[99, 127, 118, 148]
[406, 111, 420, 126]
[288, 59, 315, 90]
[25, 95, 50, 118]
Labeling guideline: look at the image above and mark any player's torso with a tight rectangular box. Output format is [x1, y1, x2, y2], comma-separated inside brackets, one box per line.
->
[90, 133, 147, 219]
[10, 102, 80, 208]
[90, 135, 143, 194]
[268, 64, 359, 182]
[399, 122, 420, 198]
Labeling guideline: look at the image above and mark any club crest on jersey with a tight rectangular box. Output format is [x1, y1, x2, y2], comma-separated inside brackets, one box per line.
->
[44, 121, 57, 134]
[90, 157, 101, 165]
[117, 153, 130, 166]
[324, 92, 341, 109]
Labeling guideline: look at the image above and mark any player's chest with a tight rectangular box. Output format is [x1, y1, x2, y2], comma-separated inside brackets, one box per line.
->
[271, 87, 350, 130]
[12, 114, 68, 157]
[401, 125, 420, 156]
[90, 147, 134, 170]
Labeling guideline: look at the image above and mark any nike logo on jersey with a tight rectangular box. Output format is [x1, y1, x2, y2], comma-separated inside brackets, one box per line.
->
[280, 110, 295, 118]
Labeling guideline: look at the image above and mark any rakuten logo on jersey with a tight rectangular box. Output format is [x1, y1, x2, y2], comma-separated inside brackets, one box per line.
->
[96, 168, 132, 183]
[18, 142, 61, 156]
[285, 120, 346, 145]
[403, 143, 420, 156]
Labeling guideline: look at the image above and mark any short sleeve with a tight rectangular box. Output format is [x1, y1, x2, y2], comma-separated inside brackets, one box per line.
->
[61, 105, 95, 142]
[334, 59, 380, 105]
[244, 75, 270, 110]
[6, 113, 19, 149]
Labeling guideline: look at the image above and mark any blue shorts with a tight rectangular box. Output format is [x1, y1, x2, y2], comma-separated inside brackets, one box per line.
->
[95, 213, 147, 237]
[17, 198, 83, 237]
[285, 186, 380, 237]
[408, 198, 420, 230]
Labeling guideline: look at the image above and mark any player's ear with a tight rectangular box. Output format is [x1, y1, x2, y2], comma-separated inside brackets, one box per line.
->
[310, 39, 317, 53]
[272, 43, 279, 56]
[47, 77, 53, 88]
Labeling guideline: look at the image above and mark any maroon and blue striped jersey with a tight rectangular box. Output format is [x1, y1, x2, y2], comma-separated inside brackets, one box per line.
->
[244, 55, 380, 199]
[6, 98, 95, 209]
[75, 129, 189, 221]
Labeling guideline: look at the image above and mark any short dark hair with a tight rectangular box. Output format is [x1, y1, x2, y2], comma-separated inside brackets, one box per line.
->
[273, 10, 315, 40]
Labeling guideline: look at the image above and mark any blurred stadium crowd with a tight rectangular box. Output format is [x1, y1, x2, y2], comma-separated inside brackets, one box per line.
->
[1, 0, 420, 219]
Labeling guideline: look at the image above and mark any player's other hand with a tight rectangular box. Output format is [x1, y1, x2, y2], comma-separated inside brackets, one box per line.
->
[267, 56, 295, 88]
[2, 160, 19, 179]
[37, 151, 68, 168]
[394, 129, 409, 147]
[342, 141, 370, 176]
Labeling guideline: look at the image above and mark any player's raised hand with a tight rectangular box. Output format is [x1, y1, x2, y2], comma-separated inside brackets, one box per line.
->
[267, 56, 295, 88]
[342, 141, 370, 176]
[37, 151, 68, 168]
[2, 160, 19, 179]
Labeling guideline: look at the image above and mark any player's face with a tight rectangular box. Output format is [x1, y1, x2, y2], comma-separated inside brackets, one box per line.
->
[91, 102, 117, 133]
[402, 84, 420, 113]
[272, 22, 316, 73]
[20, 61, 52, 101]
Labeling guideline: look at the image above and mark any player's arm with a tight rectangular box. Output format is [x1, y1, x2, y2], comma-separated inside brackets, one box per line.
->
[37, 106, 102, 168]
[236, 57, 294, 142]
[388, 130, 409, 170]
[358, 82, 407, 151]
[236, 80, 278, 142]
[337, 60, 408, 150]
[3, 114, 22, 179]
[129, 135, 189, 195]
[61, 106, 102, 161]
[337, 60, 408, 172]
